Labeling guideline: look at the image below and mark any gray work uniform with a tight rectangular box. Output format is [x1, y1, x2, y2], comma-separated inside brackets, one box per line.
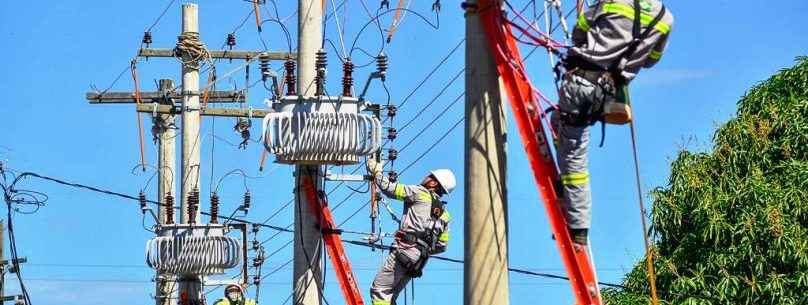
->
[556, 0, 673, 229]
[369, 174, 450, 305]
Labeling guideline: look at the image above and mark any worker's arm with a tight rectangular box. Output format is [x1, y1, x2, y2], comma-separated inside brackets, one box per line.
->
[431, 211, 451, 254]
[571, 0, 607, 44]
[373, 173, 422, 202]
[643, 32, 670, 68]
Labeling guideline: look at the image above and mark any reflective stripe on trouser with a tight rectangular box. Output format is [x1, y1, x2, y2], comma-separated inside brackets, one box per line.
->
[552, 73, 609, 229]
[370, 250, 412, 305]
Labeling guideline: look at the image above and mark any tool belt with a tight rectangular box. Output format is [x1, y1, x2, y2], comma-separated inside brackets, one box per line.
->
[561, 55, 633, 128]
[394, 231, 431, 278]
[563, 55, 622, 87]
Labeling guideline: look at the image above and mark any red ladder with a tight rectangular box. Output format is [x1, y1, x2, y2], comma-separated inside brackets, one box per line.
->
[476, 1, 603, 304]
[301, 175, 365, 305]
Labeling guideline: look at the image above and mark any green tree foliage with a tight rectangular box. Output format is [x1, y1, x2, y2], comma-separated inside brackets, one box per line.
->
[603, 58, 808, 305]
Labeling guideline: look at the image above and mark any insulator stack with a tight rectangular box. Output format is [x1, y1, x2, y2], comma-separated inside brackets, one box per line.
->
[253, 256, 263, 267]
[387, 148, 398, 161]
[259, 53, 271, 82]
[242, 191, 251, 213]
[387, 105, 397, 118]
[142, 31, 153, 47]
[284, 59, 297, 95]
[139, 191, 148, 211]
[210, 192, 220, 224]
[164, 193, 175, 224]
[342, 59, 355, 97]
[387, 127, 397, 140]
[226, 33, 236, 49]
[376, 53, 388, 81]
[253, 275, 261, 285]
[252, 240, 260, 250]
[188, 188, 200, 224]
[315, 49, 327, 95]
[252, 223, 260, 234]
[388, 170, 398, 182]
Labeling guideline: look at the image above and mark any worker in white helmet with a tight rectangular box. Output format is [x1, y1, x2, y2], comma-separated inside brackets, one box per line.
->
[213, 284, 257, 305]
[366, 159, 455, 305]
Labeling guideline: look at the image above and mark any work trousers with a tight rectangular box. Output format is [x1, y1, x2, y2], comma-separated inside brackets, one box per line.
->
[552, 73, 612, 229]
[370, 249, 416, 305]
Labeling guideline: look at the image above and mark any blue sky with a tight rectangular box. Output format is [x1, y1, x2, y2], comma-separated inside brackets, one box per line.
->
[1, 1, 807, 305]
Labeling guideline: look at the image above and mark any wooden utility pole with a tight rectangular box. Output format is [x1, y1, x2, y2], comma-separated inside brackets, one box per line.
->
[293, 0, 324, 303]
[464, 0, 511, 304]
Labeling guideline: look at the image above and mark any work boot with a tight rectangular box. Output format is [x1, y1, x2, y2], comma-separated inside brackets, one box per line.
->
[602, 101, 632, 125]
[569, 228, 588, 251]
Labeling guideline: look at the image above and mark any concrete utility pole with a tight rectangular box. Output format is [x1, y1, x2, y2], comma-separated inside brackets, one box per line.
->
[180, 3, 202, 225]
[156, 79, 176, 305]
[177, 3, 203, 303]
[292, 0, 324, 302]
[157, 79, 177, 225]
[464, 0, 511, 304]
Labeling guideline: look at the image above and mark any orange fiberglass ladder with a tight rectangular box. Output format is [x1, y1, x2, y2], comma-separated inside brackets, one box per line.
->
[476, 0, 603, 304]
[301, 175, 365, 305]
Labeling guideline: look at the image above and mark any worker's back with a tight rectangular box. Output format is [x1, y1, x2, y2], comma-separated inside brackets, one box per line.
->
[570, 0, 675, 80]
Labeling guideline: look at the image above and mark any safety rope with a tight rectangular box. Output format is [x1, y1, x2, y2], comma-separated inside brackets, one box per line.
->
[252, 0, 262, 32]
[385, 0, 408, 42]
[628, 120, 660, 305]
[130, 60, 147, 172]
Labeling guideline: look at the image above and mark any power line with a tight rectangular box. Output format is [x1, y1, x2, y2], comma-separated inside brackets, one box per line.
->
[341, 239, 625, 288]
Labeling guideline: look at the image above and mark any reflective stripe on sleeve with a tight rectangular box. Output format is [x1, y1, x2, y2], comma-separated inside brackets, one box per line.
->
[394, 184, 406, 201]
[577, 14, 591, 32]
[602, 3, 671, 34]
[561, 172, 590, 186]
[439, 232, 450, 242]
[372, 300, 392, 305]
[649, 50, 662, 60]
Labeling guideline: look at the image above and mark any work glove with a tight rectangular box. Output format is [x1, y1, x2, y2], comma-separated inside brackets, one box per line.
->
[366, 158, 383, 176]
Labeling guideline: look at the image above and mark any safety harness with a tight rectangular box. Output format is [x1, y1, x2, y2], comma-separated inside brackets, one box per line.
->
[394, 194, 448, 278]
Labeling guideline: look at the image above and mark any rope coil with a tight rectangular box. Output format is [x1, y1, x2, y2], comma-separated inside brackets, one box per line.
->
[175, 32, 213, 70]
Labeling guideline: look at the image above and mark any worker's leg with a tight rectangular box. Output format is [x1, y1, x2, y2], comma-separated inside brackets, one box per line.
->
[370, 250, 411, 305]
[553, 74, 597, 244]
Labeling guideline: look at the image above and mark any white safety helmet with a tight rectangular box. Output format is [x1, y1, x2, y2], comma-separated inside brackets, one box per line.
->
[430, 169, 456, 195]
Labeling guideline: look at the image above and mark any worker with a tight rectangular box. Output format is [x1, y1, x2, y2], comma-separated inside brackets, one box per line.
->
[554, 0, 673, 247]
[366, 159, 455, 305]
[213, 284, 257, 305]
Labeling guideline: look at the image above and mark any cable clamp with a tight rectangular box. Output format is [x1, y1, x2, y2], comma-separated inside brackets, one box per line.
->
[182, 90, 200, 97]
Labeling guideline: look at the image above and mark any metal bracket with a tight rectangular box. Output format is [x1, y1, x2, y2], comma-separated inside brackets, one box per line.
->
[324, 171, 369, 182]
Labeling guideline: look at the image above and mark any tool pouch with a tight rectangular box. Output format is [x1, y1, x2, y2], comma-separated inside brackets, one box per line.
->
[395, 248, 427, 278]
[602, 76, 633, 125]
